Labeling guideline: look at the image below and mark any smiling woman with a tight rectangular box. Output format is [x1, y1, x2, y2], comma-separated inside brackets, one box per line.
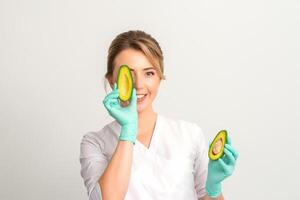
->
[79, 30, 238, 200]
[111, 48, 162, 113]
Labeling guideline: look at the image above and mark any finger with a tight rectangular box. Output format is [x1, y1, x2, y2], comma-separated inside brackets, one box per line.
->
[103, 90, 119, 104]
[103, 98, 119, 110]
[128, 88, 137, 108]
[218, 158, 232, 176]
[106, 90, 119, 99]
[217, 158, 229, 172]
[104, 98, 119, 105]
[225, 143, 239, 160]
[103, 95, 118, 107]
[104, 96, 120, 108]
[223, 147, 236, 166]
[226, 134, 232, 145]
[132, 88, 136, 100]
[108, 103, 123, 115]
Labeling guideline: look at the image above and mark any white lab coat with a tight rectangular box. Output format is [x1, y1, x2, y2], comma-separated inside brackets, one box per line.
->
[80, 114, 208, 200]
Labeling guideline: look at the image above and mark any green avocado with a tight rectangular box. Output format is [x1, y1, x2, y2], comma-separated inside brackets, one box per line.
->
[117, 65, 134, 102]
[208, 130, 227, 160]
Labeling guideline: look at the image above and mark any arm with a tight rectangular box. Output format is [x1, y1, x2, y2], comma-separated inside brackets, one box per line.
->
[100, 84, 138, 200]
[80, 133, 134, 200]
[201, 194, 224, 200]
[99, 141, 133, 200]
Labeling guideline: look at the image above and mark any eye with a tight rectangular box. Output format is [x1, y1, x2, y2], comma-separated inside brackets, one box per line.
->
[145, 71, 155, 77]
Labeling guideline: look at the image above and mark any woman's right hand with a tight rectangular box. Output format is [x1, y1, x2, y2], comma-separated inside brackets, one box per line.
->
[103, 83, 138, 144]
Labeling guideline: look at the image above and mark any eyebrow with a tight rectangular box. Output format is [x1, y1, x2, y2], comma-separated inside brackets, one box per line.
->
[129, 67, 155, 71]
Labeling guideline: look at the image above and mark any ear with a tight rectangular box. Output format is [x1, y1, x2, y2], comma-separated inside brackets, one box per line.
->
[107, 76, 114, 89]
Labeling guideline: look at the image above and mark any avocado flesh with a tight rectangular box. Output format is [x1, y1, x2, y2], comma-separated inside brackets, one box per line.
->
[209, 130, 227, 160]
[117, 65, 133, 102]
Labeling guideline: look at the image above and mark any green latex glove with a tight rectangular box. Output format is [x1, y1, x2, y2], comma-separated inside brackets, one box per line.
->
[103, 83, 138, 144]
[205, 135, 239, 198]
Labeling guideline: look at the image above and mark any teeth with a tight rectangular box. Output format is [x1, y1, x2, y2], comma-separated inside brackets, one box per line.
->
[137, 94, 146, 99]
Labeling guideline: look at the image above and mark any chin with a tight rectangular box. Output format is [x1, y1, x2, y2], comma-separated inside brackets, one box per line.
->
[137, 105, 146, 113]
[137, 101, 152, 113]
[136, 95, 155, 114]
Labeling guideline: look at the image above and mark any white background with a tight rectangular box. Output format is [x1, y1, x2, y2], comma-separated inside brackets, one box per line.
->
[1, 0, 299, 199]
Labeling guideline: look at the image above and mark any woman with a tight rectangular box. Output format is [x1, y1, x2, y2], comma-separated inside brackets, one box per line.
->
[80, 30, 238, 200]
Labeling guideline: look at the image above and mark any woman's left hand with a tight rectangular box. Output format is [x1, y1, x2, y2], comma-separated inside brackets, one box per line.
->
[205, 135, 239, 198]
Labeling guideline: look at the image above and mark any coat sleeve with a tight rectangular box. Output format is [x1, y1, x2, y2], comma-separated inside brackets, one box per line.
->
[193, 125, 209, 199]
[80, 132, 108, 200]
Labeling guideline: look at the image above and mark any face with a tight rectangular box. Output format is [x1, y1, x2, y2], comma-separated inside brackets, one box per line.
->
[109, 48, 161, 113]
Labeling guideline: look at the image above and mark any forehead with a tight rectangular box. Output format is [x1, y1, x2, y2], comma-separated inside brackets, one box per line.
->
[113, 48, 155, 72]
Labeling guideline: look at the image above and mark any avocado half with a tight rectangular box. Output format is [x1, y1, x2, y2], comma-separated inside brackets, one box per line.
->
[208, 130, 227, 160]
[116, 65, 134, 102]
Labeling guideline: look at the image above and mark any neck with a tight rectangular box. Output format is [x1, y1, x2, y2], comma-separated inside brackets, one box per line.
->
[137, 106, 157, 135]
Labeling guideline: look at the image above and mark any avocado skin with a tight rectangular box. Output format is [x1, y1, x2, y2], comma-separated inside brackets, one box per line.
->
[117, 65, 134, 102]
[208, 130, 228, 160]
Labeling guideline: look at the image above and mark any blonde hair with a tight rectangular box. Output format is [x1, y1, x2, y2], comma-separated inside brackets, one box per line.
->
[104, 30, 165, 91]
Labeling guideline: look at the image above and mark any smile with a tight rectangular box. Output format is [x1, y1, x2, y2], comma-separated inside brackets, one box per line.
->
[137, 94, 147, 103]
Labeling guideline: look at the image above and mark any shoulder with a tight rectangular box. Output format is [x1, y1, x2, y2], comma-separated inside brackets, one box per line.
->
[80, 120, 120, 154]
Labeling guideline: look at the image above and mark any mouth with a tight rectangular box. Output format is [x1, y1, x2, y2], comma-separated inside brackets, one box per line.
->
[136, 94, 147, 103]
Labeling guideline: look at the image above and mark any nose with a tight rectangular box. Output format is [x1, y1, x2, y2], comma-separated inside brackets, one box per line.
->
[132, 72, 144, 90]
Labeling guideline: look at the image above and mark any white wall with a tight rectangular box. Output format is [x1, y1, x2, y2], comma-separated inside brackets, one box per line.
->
[1, 0, 299, 199]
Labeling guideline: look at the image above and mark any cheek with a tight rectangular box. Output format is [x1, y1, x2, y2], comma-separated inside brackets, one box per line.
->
[113, 72, 118, 83]
[112, 66, 121, 83]
[148, 80, 160, 97]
